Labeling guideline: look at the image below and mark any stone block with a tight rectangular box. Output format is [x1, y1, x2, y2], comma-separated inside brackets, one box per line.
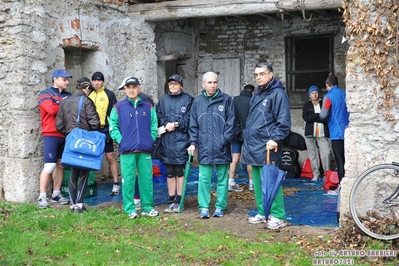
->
[3, 157, 42, 203]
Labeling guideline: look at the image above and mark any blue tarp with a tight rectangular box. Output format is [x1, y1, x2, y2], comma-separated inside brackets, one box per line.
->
[84, 164, 338, 227]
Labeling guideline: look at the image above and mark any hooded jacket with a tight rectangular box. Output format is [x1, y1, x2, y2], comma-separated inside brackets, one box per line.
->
[56, 90, 100, 135]
[156, 90, 193, 165]
[189, 89, 236, 165]
[241, 78, 291, 166]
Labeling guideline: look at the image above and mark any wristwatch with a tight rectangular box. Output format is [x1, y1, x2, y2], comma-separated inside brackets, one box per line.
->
[174, 122, 179, 127]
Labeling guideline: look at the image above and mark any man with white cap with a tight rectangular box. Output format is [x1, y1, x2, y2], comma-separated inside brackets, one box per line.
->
[110, 77, 159, 218]
[37, 69, 72, 209]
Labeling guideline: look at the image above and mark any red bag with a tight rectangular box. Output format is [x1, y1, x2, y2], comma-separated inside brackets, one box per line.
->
[323, 170, 339, 190]
[300, 158, 314, 179]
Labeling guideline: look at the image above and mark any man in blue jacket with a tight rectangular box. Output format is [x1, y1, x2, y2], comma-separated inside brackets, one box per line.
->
[241, 62, 291, 230]
[109, 77, 159, 218]
[187, 72, 236, 219]
[319, 74, 349, 195]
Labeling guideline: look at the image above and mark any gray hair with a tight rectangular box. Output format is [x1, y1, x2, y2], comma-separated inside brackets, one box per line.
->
[202, 72, 218, 83]
[256, 62, 273, 73]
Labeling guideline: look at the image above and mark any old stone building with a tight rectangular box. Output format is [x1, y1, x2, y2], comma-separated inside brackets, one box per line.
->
[1, 0, 398, 221]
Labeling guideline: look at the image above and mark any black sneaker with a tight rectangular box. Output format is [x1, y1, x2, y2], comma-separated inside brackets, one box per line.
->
[51, 194, 69, 205]
[74, 205, 88, 213]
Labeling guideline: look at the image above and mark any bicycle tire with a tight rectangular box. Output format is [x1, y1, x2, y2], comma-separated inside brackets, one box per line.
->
[350, 163, 399, 240]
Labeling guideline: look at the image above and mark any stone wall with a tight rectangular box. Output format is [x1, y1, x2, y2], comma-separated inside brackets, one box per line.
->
[153, 12, 347, 164]
[0, 0, 158, 202]
[339, 0, 399, 221]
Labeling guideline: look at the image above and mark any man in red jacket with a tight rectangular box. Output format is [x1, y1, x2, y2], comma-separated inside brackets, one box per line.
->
[37, 69, 72, 209]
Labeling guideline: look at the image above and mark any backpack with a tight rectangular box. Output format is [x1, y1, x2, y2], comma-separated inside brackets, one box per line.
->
[300, 158, 314, 179]
[279, 147, 301, 178]
[283, 131, 307, 151]
[323, 170, 339, 190]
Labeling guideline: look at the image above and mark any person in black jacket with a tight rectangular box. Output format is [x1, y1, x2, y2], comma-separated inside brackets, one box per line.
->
[156, 74, 193, 213]
[302, 86, 332, 181]
[242, 62, 291, 229]
[56, 77, 100, 213]
[187, 72, 236, 219]
[228, 84, 254, 192]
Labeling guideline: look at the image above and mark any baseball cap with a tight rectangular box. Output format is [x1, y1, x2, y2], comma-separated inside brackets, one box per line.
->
[76, 77, 92, 90]
[52, 69, 72, 79]
[168, 74, 183, 86]
[92, 71, 104, 81]
[118, 77, 140, 90]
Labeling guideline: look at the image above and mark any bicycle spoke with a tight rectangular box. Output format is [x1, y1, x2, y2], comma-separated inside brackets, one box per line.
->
[350, 164, 399, 240]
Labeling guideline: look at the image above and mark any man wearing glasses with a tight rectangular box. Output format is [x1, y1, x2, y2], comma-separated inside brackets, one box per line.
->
[242, 62, 291, 230]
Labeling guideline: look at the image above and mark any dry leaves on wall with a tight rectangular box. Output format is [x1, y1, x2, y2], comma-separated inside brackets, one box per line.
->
[342, 0, 399, 126]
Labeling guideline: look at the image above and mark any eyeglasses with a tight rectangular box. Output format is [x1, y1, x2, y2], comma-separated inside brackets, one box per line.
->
[253, 72, 270, 78]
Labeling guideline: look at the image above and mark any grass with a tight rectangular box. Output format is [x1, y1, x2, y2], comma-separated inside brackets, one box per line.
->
[0, 202, 397, 265]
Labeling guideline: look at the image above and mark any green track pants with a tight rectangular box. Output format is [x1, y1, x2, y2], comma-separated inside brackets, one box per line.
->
[252, 165, 286, 220]
[198, 164, 229, 210]
[120, 153, 154, 215]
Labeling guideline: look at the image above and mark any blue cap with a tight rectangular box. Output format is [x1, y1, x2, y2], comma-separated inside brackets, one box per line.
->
[52, 69, 72, 79]
[308, 85, 319, 95]
[168, 74, 183, 86]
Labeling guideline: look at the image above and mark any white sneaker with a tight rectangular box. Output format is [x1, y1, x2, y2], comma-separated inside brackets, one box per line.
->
[110, 184, 120, 196]
[248, 183, 254, 191]
[172, 203, 181, 213]
[141, 209, 159, 217]
[128, 212, 138, 219]
[38, 197, 49, 209]
[248, 214, 266, 224]
[164, 203, 174, 213]
[267, 216, 287, 230]
[228, 182, 243, 192]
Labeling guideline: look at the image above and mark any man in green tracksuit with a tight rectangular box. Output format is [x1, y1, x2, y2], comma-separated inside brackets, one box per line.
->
[109, 77, 159, 218]
[187, 72, 236, 219]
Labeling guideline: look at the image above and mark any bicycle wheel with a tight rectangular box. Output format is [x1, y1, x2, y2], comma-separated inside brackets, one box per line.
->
[350, 163, 399, 240]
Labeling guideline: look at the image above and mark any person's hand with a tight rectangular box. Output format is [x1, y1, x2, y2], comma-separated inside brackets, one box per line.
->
[266, 140, 278, 151]
[187, 145, 195, 154]
[165, 122, 175, 132]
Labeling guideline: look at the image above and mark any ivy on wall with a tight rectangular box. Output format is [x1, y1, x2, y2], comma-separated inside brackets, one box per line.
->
[342, 0, 399, 125]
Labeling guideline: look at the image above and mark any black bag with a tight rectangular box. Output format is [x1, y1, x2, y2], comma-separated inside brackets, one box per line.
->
[283, 131, 307, 151]
[279, 147, 301, 178]
[151, 137, 161, 159]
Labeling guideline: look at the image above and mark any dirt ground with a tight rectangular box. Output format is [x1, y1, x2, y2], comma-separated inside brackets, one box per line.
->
[93, 184, 337, 242]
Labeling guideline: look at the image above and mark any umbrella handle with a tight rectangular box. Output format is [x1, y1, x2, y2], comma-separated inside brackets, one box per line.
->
[266, 147, 278, 164]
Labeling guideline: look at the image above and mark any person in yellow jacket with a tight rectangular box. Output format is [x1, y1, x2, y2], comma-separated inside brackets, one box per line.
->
[89, 71, 120, 196]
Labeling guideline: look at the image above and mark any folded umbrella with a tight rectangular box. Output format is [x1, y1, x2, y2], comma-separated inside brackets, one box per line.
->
[179, 152, 192, 212]
[261, 147, 287, 221]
